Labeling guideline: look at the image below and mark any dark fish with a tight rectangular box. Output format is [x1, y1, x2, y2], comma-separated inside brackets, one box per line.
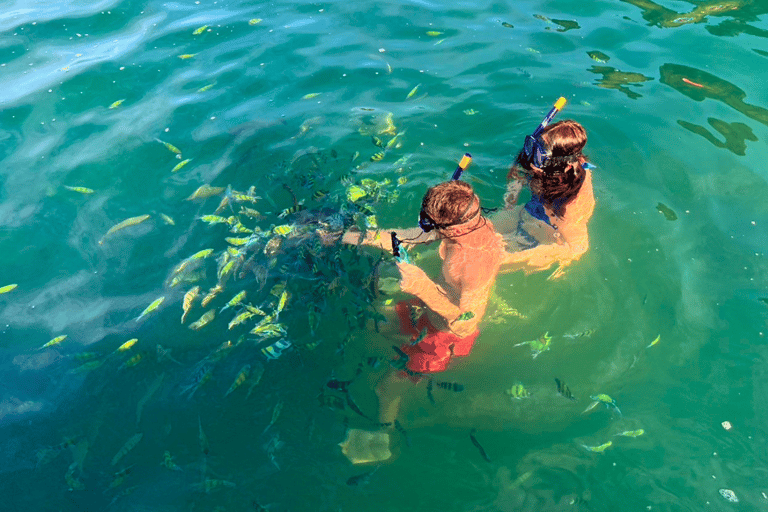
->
[426, 378, 436, 406]
[759, 298, 768, 305]
[279, 204, 306, 218]
[326, 379, 352, 393]
[312, 189, 329, 200]
[394, 420, 412, 447]
[555, 378, 576, 401]
[469, 428, 491, 462]
[435, 381, 464, 392]
[410, 328, 428, 346]
[345, 391, 371, 421]
[656, 202, 677, 221]
[366, 356, 384, 369]
[390, 345, 409, 370]
[501, 21, 514, 28]
[347, 466, 379, 486]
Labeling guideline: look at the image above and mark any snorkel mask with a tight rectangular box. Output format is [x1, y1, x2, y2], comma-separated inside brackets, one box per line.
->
[522, 97, 567, 168]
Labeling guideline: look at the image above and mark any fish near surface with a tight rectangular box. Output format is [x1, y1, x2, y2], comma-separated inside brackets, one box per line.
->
[136, 297, 165, 322]
[99, 214, 151, 244]
[181, 286, 201, 323]
[656, 202, 677, 220]
[189, 310, 215, 330]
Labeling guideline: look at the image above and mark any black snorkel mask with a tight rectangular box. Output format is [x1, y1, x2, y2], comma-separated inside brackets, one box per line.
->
[521, 97, 567, 168]
[418, 153, 473, 233]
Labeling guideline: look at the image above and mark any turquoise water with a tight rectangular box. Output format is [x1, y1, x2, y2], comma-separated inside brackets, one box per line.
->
[2, 0, 768, 510]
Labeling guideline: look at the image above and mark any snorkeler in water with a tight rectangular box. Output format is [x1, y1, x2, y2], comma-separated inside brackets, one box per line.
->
[493, 115, 595, 278]
[333, 177, 507, 462]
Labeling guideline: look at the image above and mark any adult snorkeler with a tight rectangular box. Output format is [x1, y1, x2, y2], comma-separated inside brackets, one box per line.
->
[334, 174, 507, 464]
[494, 112, 595, 278]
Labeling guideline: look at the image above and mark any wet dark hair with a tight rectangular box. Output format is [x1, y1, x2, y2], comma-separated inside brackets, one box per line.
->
[510, 120, 589, 218]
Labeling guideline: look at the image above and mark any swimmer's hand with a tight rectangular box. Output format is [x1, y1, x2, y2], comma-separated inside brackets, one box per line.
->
[394, 245, 410, 264]
[396, 260, 430, 296]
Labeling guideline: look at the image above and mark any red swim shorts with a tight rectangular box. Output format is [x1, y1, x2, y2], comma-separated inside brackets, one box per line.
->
[395, 299, 479, 374]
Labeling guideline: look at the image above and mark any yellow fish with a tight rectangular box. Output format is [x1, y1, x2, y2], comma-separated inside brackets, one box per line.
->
[218, 260, 236, 281]
[346, 186, 367, 202]
[228, 310, 255, 330]
[197, 83, 215, 92]
[201, 285, 223, 307]
[99, 214, 151, 244]
[250, 322, 281, 335]
[245, 304, 266, 315]
[225, 236, 251, 246]
[581, 441, 612, 452]
[64, 186, 95, 194]
[406, 84, 420, 100]
[160, 213, 175, 225]
[426, 30, 443, 36]
[155, 138, 182, 156]
[230, 222, 252, 234]
[121, 353, 143, 369]
[109, 99, 125, 109]
[0, 284, 18, 294]
[273, 225, 293, 236]
[192, 25, 208, 35]
[178, 53, 196, 59]
[302, 93, 321, 99]
[385, 131, 404, 149]
[201, 215, 230, 225]
[248, 18, 262, 25]
[225, 364, 251, 397]
[189, 310, 215, 330]
[370, 151, 385, 162]
[277, 290, 289, 314]
[379, 112, 397, 135]
[221, 291, 246, 312]
[136, 297, 165, 322]
[170, 158, 192, 173]
[181, 286, 201, 323]
[646, 334, 660, 348]
[233, 194, 259, 204]
[186, 185, 225, 200]
[615, 429, 644, 438]
[116, 338, 138, 352]
[173, 248, 214, 275]
[40, 335, 67, 349]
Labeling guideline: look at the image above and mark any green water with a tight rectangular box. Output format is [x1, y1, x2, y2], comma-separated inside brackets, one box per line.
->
[2, 0, 768, 510]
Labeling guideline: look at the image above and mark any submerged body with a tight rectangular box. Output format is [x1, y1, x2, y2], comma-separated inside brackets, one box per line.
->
[494, 119, 595, 278]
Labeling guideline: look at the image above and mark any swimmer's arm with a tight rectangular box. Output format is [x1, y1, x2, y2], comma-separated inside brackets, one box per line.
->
[397, 262, 477, 336]
[340, 227, 434, 252]
[504, 168, 528, 208]
[397, 262, 461, 317]
[500, 223, 589, 275]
